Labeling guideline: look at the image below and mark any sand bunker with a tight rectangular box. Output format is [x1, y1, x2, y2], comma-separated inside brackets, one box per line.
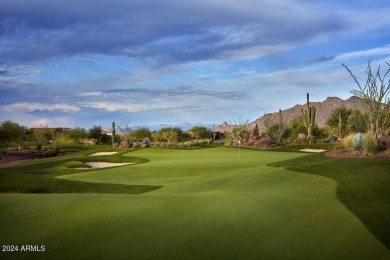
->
[85, 162, 132, 168]
[89, 152, 118, 156]
[299, 149, 327, 153]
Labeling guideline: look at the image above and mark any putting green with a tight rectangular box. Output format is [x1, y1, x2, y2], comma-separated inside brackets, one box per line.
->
[0, 147, 389, 259]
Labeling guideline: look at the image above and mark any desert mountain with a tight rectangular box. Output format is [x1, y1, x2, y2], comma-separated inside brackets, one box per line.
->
[214, 121, 234, 132]
[216, 96, 366, 132]
[250, 96, 365, 130]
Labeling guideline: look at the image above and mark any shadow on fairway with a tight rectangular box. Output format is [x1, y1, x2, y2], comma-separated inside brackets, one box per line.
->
[268, 153, 390, 250]
[0, 173, 163, 194]
[0, 150, 159, 194]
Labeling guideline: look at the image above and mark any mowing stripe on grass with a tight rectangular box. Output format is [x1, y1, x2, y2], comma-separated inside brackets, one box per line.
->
[1, 147, 385, 258]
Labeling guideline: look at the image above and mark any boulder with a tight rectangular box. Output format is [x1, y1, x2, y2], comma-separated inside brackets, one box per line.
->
[297, 133, 306, 142]
[259, 136, 276, 146]
[379, 135, 390, 145]
[250, 124, 259, 141]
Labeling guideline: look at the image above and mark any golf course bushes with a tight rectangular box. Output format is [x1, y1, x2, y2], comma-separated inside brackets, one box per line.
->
[0, 145, 389, 258]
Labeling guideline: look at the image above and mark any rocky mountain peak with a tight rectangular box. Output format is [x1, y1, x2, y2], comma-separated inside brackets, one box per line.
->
[250, 96, 365, 130]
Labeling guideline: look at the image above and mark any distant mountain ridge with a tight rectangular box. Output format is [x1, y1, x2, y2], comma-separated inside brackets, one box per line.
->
[215, 96, 366, 132]
[132, 123, 215, 131]
[250, 96, 365, 130]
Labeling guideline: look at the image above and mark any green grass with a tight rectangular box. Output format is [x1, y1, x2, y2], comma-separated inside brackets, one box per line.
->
[269, 153, 390, 252]
[0, 145, 158, 194]
[62, 160, 92, 168]
[0, 145, 389, 259]
[273, 142, 343, 152]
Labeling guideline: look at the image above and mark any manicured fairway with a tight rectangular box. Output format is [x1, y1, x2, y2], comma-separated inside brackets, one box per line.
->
[0, 147, 389, 259]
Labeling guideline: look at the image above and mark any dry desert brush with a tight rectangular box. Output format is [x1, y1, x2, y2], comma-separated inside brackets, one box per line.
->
[343, 60, 390, 140]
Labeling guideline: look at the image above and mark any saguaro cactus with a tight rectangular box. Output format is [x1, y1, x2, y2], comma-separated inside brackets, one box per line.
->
[278, 109, 283, 130]
[276, 109, 285, 142]
[111, 121, 116, 148]
[301, 93, 316, 138]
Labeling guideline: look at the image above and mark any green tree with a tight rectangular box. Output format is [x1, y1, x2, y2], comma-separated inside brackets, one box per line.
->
[325, 106, 352, 138]
[88, 125, 110, 144]
[67, 127, 88, 144]
[160, 129, 178, 144]
[33, 125, 49, 147]
[133, 127, 152, 141]
[151, 132, 162, 142]
[347, 109, 368, 133]
[89, 125, 103, 140]
[289, 117, 307, 139]
[159, 127, 189, 142]
[0, 120, 26, 158]
[188, 126, 212, 139]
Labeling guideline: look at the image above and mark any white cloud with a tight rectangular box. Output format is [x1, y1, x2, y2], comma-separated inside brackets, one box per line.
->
[82, 102, 184, 113]
[31, 118, 49, 126]
[77, 92, 103, 97]
[17, 65, 43, 75]
[219, 43, 297, 60]
[30, 117, 71, 128]
[336, 46, 390, 60]
[0, 102, 81, 113]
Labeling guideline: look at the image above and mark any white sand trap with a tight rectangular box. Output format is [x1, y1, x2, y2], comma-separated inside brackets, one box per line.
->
[86, 162, 132, 168]
[89, 152, 118, 156]
[300, 149, 327, 153]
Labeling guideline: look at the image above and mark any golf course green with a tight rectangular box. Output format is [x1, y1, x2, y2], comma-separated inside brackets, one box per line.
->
[0, 146, 389, 259]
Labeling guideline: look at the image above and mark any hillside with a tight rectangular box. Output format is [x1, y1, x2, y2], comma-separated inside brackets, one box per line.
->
[251, 96, 365, 130]
[216, 96, 366, 132]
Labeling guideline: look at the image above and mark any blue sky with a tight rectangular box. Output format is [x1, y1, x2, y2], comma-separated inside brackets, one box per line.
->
[1, 0, 390, 129]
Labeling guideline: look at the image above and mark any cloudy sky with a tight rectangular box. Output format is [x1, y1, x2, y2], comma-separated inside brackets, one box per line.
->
[1, 0, 390, 129]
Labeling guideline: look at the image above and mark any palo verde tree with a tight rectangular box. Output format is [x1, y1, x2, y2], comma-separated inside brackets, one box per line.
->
[343, 60, 390, 139]
[188, 126, 212, 140]
[133, 127, 152, 141]
[34, 125, 50, 147]
[67, 127, 88, 144]
[325, 106, 352, 138]
[347, 109, 368, 133]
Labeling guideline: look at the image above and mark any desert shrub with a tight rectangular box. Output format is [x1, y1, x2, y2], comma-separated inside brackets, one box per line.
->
[306, 135, 316, 143]
[342, 134, 354, 148]
[363, 131, 376, 155]
[352, 133, 365, 150]
[224, 140, 232, 146]
[143, 137, 150, 147]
